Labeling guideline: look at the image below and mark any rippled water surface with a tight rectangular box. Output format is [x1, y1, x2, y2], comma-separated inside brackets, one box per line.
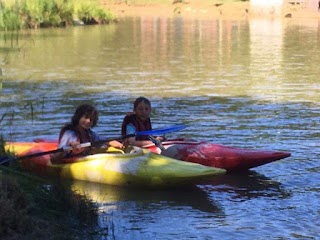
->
[1, 16, 319, 239]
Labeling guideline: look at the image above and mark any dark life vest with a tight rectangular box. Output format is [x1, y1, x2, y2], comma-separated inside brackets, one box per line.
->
[121, 114, 152, 141]
[59, 124, 94, 156]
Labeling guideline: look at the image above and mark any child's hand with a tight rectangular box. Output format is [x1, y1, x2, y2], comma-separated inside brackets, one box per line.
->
[155, 136, 166, 142]
[108, 140, 124, 149]
[70, 142, 84, 154]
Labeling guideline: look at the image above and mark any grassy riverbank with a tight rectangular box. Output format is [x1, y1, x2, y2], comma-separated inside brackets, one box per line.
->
[0, 0, 116, 31]
[0, 137, 105, 239]
[0, 166, 102, 239]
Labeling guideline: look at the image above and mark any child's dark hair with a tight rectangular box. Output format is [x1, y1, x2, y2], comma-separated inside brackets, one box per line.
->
[71, 104, 98, 127]
[133, 97, 151, 110]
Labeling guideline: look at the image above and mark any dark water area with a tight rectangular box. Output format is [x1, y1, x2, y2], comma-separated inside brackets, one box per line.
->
[0, 16, 319, 239]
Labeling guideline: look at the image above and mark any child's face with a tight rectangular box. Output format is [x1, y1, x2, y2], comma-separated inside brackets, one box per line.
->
[135, 101, 151, 121]
[78, 115, 94, 129]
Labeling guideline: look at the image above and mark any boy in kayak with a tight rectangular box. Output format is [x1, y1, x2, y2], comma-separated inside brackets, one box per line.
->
[121, 97, 165, 148]
[51, 104, 123, 163]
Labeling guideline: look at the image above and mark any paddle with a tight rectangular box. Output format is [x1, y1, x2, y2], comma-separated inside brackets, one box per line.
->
[148, 135, 165, 151]
[134, 124, 186, 136]
[0, 124, 187, 164]
[145, 125, 187, 151]
[94, 124, 186, 147]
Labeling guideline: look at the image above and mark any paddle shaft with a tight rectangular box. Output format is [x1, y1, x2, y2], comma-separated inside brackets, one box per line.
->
[2, 124, 187, 162]
[16, 134, 136, 160]
[17, 142, 92, 160]
[148, 136, 165, 151]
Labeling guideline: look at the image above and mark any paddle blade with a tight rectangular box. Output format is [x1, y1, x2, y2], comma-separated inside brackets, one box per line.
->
[136, 124, 187, 136]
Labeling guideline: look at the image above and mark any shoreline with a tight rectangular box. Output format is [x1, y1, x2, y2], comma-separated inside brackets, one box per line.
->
[103, 2, 320, 20]
[106, 2, 250, 20]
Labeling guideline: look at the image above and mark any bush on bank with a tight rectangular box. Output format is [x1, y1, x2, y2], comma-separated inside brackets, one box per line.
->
[0, 0, 116, 31]
[0, 137, 102, 239]
[0, 169, 101, 240]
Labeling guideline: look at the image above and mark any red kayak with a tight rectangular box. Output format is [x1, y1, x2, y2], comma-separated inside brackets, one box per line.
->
[144, 140, 291, 172]
[33, 138, 291, 172]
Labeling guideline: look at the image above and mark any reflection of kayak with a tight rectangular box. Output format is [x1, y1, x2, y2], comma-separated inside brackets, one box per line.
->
[68, 180, 223, 214]
[144, 140, 291, 172]
[5, 142, 226, 188]
[198, 171, 290, 200]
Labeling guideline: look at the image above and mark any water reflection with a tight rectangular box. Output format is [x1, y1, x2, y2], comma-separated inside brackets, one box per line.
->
[1, 17, 320, 102]
[198, 171, 291, 201]
[249, 18, 284, 102]
[59, 180, 226, 239]
[65, 180, 223, 215]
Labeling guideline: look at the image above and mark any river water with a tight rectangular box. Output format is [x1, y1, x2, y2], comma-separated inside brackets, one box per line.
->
[0, 16, 319, 239]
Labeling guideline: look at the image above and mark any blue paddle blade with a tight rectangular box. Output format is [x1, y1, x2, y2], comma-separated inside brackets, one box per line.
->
[136, 124, 187, 136]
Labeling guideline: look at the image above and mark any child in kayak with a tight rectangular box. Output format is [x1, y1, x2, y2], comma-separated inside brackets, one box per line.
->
[51, 104, 123, 163]
[121, 97, 165, 148]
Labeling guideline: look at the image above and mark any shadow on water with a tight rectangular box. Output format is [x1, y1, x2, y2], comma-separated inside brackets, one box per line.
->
[198, 171, 291, 201]
[61, 180, 224, 215]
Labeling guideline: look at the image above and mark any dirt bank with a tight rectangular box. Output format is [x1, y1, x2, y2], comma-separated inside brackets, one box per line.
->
[105, 2, 250, 20]
[103, 1, 320, 20]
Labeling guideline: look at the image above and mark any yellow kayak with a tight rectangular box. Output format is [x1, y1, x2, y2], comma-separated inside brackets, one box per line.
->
[5, 142, 226, 188]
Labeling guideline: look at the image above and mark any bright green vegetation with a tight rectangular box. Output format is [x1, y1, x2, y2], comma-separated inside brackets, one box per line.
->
[0, 0, 116, 31]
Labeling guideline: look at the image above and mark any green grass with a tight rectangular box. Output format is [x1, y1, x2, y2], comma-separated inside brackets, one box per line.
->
[0, 0, 117, 30]
[0, 135, 105, 239]
[0, 166, 102, 239]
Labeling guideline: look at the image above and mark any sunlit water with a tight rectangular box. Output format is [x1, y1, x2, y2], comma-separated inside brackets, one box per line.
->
[0, 16, 319, 239]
